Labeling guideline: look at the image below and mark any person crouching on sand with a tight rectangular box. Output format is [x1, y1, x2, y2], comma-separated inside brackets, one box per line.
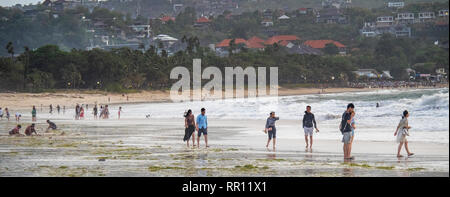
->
[183, 109, 196, 148]
[303, 106, 319, 149]
[25, 124, 39, 136]
[196, 108, 209, 148]
[46, 120, 57, 132]
[265, 112, 279, 151]
[394, 110, 414, 158]
[9, 125, 23, 136]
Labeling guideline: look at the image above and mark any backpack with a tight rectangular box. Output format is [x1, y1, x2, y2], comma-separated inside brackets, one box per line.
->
[339, 112, 349, 133]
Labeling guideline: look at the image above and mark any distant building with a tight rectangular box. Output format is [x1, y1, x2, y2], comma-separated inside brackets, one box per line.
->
[353, 69, 380, 79]
[261, 19, 274, 27]
[194, 16, 211, 28]
[376, 16, 395, 27]
[418, 12, 435, 22]
[396, 13, 415, 24]
[129, 25, 151, 38]
[438, 9, 449, 17]
[316, 8, 347, 24]
[304, 39, 347, 55]
[360, 24, 411, 38]
[387, 2, 404, 8]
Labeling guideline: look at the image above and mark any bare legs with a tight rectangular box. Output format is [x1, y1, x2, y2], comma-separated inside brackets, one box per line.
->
[304, 135, 308, 148]
[266, 138, 276, 151]
[197, 135, 208, 148]
[397, 141, 414, 157]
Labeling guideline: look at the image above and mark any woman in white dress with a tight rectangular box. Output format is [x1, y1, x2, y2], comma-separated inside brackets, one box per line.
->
[394, 110, 414, 157]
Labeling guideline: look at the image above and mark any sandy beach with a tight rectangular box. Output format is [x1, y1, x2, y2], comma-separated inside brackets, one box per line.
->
[0, 87, 448, 177]
[0, 118, 448, 177]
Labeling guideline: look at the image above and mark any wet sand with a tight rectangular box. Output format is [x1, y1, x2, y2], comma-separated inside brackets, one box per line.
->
[0, 116, 447, 177]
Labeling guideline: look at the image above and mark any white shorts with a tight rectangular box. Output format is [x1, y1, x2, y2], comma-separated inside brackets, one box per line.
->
[304, 127, 314, 136]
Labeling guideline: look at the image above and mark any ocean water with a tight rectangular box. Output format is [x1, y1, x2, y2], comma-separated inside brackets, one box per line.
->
[119, 88, 449, 144]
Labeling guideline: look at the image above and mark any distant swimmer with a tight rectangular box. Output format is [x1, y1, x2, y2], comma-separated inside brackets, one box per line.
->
[265, 111, 279, 151]
[146, 114, 151, 119]
[46, 120, 57, 132]
[303, 106, 319, 149]
[394, 110, 414, 158]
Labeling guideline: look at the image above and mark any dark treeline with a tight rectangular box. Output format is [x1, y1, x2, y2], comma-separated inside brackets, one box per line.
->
[0, 33, 448, 92]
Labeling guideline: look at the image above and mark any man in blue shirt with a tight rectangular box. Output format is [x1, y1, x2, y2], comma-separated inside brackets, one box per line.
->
[196, 108, 209, 148]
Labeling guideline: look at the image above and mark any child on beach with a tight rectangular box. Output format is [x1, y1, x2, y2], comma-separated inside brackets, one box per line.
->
[394, 110, 414, 158]
[15, 112, 22, 122]
[9, 125, 23, 136]
[46, 120, 57, 132]
[265, 112, 279, 151]
[5, 108, 10, 121]
[0, 107, 3, 120]
[32, 106, 37, 122]
[183, 109, 196, 148]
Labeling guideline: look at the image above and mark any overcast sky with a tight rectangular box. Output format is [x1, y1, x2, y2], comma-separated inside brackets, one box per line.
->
[0, 0, 42, 7]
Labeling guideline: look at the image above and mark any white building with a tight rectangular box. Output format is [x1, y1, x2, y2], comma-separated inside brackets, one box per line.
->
[387, 2, 404, 8]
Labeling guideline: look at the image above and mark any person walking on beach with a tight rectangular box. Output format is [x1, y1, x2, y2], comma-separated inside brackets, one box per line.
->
[46, 120, 57, 132]
[265, 112, 279, 151]
[183, 109, 196, 148]
[93, 105, 98, 119]
[118, 106, 123, 119]
[79, 106, 85, 119]
[196, 108, 209, 148]
[57, 105, 60, 114]
[8, 125, 23, 136]
[75, 104, 80, 120]
[340, 103, 355, 160]
[49, 104, 53, 114]
[63, 106, 65, 114]
[103, 105, 110, 119]
[394, 110, 414, 158]
[99, 105, 104, 119]
[0, 107, 3, 120]
[303, 106, 319, 149]
[32, 106, 37, 122]
[25, 124, 39, 136]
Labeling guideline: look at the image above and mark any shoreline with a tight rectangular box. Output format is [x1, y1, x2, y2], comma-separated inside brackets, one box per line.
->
[1, 85, 447, 110]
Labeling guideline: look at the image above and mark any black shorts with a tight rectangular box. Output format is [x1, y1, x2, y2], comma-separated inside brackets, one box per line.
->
[268, 126, 276, 139]
[198, 128, 208, 137]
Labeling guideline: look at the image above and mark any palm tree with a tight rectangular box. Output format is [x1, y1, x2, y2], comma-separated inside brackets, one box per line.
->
[6, 42, 14, 60]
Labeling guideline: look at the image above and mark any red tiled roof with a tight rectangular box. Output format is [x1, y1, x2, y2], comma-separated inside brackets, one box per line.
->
[264, 35, 300, 45]
[247, 36, 265, 44]
[216, 38, 247, 48]
[304, 40, 346, 49]
[196, 17, 211, 23]
[160, 16, 175, 22]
